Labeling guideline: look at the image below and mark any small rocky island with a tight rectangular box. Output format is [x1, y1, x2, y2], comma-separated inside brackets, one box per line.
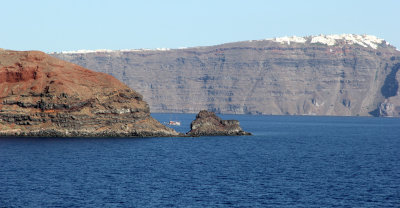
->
[187, 110, 251, 136]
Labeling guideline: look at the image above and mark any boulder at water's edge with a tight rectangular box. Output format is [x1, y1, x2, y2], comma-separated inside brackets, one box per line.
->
[187, 110, 251, 136]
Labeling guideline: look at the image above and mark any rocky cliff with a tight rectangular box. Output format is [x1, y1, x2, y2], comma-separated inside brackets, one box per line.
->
[0, 49, 180, 137]
[51, 34, 400, 117]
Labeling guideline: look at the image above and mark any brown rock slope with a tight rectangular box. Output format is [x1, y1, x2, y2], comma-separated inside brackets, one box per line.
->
[0, 49, 180, 137]
[187, 110, 251, 136]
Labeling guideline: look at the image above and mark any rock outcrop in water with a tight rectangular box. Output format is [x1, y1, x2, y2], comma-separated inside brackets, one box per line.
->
[51, 34, 400, 117]
[0, 49, 180, 137]
[187, 110, 251, 136]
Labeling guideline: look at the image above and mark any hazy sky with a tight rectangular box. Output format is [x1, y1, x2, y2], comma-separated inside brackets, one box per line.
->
[1, 0, 399, 52]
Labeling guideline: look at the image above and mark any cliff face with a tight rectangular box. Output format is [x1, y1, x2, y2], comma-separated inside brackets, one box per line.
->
[0, 49, 180, 137]
[51, 34, 400, 117]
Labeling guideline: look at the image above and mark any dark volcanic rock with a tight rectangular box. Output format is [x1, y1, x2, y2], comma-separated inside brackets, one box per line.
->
[51, 34, 400, 117]
[187, 110, 251, 136]
[0, 49, 180, 137]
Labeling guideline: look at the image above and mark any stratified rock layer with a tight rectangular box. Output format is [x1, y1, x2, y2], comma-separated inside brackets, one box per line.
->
[0, 50, 180, 137]
[52, 34, 400, 117]
[187, 110, 251, 136]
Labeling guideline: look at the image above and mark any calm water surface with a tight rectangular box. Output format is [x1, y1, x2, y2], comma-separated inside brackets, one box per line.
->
[0, 114, 399, 207]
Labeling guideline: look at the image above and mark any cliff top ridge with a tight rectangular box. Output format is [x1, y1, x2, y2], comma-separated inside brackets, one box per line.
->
[51, 34, 394, 54]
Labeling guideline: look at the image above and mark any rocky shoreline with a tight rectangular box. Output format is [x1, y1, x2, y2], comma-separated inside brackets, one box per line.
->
[0, 126, 184, 138]
[0, 110, 251, 138]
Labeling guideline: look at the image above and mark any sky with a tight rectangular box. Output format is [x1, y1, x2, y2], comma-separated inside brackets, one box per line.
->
[1, 0, 399, 52]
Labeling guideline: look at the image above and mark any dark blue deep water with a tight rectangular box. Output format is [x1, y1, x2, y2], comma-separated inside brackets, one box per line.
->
[0, 114, 399, 207]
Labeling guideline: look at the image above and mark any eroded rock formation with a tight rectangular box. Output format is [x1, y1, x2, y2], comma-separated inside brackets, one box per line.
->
[51, 34, 400, 117]
[0, 49, 180, 137]
[187, 110, 251, 136]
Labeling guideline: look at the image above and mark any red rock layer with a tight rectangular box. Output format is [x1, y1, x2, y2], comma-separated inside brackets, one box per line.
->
[0, 50, 179, 137]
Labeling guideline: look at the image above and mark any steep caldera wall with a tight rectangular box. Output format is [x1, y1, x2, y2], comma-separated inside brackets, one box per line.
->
[51, 34, 400, 117]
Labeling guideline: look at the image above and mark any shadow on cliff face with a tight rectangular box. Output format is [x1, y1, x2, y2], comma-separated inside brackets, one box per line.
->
[381, 63, 400, 98]
[369, 62, 400, 116]
[369, 108, 380, 117]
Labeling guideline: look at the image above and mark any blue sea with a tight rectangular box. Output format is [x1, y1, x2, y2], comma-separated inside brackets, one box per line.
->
[0, 114, 399, 207]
